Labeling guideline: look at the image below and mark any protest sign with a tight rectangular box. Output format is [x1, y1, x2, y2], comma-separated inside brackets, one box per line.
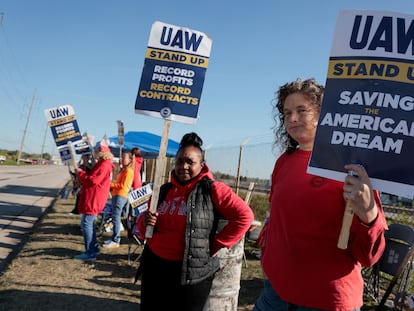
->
[57, 145, 72, 164]
[44, 105, 82, 147]
[116, 120, 125, 159]
[128, 183, 152, 214]
[73, 133, 94, 155]
[134, 21, 212, 238]
[117, 120, 124, 146]
[44, 105, 82, 164]
[307, 10, 414, 199]
[135, 21, 212, 124]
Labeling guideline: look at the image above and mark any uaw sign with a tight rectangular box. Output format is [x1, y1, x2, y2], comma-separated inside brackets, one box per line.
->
[128, 183, 153, 214]
[135, 21, 212, 124]
[45, 105, 82, 147]
[308, 10, 414, 198]
[57, 145, 72, 163]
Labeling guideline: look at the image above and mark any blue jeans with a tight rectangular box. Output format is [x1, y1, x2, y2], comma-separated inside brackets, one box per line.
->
[80, 214, 99, 255]
[253, 279, 360, 311]
[111, 195, 128, 244]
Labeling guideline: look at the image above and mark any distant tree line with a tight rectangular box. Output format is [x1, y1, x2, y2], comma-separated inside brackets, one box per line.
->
[213, 171, 268, 183]
[213, 171, 270, 193]
[0, 149, 51, 161]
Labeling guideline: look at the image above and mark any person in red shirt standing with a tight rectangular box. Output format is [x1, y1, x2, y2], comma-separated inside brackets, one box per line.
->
[69, 153, 95, 215]
[138, 132, 254, 311]
[131, 147, 143, 190]
[253, 78, 387, 311]
[74, 141, 114, 261]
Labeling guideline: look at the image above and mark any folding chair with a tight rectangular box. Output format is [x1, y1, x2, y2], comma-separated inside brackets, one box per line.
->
[126, 207, 146, 265]
[98, 200, 113, 237]
[364, 223, 414, 310]
[126, 183, 153, 265]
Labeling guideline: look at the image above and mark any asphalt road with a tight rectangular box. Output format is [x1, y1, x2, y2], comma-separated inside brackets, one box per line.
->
[0, 164, 69, 273]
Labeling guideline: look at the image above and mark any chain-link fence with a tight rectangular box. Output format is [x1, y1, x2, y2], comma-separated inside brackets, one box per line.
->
[381, 193, 414, 225]
[205, 141, 277, 190]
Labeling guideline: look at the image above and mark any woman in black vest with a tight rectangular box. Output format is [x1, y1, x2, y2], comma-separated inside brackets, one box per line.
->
[138, 132, 254, 311]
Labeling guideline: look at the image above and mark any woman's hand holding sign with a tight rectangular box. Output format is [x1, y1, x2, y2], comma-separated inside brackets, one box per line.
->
[343, 164, 378, 225]
[143, 210, 159, 227]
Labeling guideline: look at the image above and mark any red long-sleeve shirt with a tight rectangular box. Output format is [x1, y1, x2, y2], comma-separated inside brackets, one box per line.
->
[78, 158, 114, 215]
[262, 149, 387, 311]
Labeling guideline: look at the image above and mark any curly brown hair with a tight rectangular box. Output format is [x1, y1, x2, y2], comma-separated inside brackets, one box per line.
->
[273, 78, 324, 153]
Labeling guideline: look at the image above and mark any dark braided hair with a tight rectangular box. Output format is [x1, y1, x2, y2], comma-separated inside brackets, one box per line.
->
[178, 132, 204, 161]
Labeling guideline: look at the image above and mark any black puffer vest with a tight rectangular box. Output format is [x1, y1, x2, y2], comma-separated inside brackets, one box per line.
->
[134, 179, 220, 285]
[180, 179, 220, 285]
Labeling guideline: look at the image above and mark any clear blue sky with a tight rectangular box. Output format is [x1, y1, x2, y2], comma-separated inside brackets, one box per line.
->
[0, 1, 412, 163]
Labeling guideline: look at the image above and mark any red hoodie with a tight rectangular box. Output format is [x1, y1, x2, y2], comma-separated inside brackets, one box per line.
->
[139, 164, 254, 260]
[132, 156, 143, 190]
[78, 158, 114, 215]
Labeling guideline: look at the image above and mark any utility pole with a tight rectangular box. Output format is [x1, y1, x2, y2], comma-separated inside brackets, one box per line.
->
[235, 138, 251, 195]
[17, 91, 36, 164]
[40, 123, 48, 163]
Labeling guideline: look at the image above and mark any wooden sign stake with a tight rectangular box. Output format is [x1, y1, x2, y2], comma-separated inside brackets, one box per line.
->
[145, 119, 171, 238]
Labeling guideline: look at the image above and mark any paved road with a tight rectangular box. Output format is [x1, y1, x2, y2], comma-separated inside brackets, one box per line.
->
[0, 164, 69, 273]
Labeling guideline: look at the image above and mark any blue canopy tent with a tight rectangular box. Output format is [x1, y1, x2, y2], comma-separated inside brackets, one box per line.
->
[98, 131, 180, 158]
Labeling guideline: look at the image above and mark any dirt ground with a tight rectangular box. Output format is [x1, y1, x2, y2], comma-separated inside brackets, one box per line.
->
[0, 195, 264, 311]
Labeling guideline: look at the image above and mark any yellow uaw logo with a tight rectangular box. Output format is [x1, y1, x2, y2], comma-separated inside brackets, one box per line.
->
[328, 59, 414, 84]
[48, 115, 76, 126]
[130, 195, 151, 208]
[146, 48, 209, 68]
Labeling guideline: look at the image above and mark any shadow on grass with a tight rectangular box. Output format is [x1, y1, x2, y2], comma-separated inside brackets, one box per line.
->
[238, 277, 263, 306]
[0, 290, 139, 311]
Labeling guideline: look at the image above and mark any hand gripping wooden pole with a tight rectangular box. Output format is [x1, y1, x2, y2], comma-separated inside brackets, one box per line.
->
[337, 171, 357, 249]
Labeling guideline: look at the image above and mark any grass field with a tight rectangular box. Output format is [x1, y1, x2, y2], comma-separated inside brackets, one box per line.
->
[1, 187, 404, 310]
[0, 194, 264, 310]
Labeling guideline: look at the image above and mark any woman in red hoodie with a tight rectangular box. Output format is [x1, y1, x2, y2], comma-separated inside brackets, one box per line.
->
[74, 143, 114, 261]
[138, 132, 254, 311]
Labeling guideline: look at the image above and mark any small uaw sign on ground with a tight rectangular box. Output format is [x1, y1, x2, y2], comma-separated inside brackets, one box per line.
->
[135, 21, 212, 124]
[44, 105, 82, 164]
[308, 10, 414, 199]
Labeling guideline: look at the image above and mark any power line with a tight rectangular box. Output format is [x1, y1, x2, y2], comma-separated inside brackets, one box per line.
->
[0, 12, 31, 104]
[0, 11, 44, 155]
[209, 133, 274, 148]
